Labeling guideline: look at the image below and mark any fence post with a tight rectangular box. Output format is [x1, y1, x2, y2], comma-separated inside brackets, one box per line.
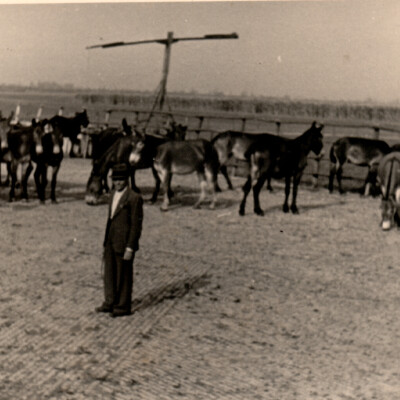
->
[275, 121, 281, 135]
[241, 118, 247, 132]
[133, 111, 139, 127]
[196, 116, 204, 137]
[104, 110, 111, 126]
[373, 126, 380, 139]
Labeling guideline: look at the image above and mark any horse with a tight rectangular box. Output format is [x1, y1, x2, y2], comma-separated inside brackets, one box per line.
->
[150, 139, 219, 211]
[49, 109, 89, 157]
[239, 121, 324, 216]
[5, 119, 45, 202]
[377, 152, 400, 231]
[328, 137, 391, 196]
[211, 130, 276, 192]
[31, 120, 64, 203]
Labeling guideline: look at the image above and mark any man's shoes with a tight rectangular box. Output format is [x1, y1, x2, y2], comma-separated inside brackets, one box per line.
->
[111, 310, 131, 318]
[95, 305, 113, 313]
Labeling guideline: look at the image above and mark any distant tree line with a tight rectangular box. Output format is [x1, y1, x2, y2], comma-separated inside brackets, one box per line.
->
[77, 92, 400, 123]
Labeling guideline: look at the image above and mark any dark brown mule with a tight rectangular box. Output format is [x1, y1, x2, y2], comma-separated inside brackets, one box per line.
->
[211, 130, 277, 192]
[239, 121, 324, 216]
[32, 120, 64, 203]
[0, 112, 14, 186]
[5, 120, 45, 201]
[377, 151, 400, 231]
[151, 139, 219, 211]
[87, 118, 132, 194]
[85, 123, 186, 205]
[49, 109, 89, 157]
[328, 137, 391, 195]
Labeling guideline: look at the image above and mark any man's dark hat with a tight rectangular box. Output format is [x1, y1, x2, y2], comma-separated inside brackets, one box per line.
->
[111, 164, 129, 180]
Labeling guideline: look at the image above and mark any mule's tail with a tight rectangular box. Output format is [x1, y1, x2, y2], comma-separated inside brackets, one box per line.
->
[329, 144, 337, 164]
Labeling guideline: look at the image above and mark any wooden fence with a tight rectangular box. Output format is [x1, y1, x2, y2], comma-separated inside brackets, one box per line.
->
[11, 103, 400, 189]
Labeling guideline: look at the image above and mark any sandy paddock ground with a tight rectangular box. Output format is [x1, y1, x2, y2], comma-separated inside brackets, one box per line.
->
[0, 157, 399, 400]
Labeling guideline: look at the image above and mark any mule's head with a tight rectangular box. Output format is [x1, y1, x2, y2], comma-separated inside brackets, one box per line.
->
[85, 171, 104, 205]
[0, 116, 10, 151]
[42, 119, 63, 155]
[31, 119, 45, 155]
[77, 109, 90, 129]
[122, 118, 133, 136]
[309, 121, 324, 156]
[128, 133, 146, 166]
[165, 122, 187, 141]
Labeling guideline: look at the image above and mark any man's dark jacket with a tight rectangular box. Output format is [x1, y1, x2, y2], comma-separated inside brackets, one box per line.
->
[103, 188, 143, 253]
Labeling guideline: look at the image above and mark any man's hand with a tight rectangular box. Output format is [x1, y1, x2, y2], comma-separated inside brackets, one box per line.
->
[123, 248, 134, 261]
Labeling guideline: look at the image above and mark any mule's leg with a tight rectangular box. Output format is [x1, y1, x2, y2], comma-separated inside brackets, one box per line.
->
[266, 176, 273, 192]
[252, 174, 268, 216]
[205, 166, 217, 209]
[328, 163, 336, 193]
[34, 164, 45, 203]
[130, 170, 140, 194]
[150, 166, 161, 204]
[239, 176, 252, 216]
[283, 175, 291, 213]
[364, 166, 378, 196]
[220, 165, 234, 190]
[21, 162, 33, 201]
[336, 164, 344, 194]
[159, 169, 171, 212]
[50, 165, 60, 203]
[8, 161, 18, 202]
[290, 172, 303, 214]
[194, 171, 207, 209]
[166, 173, 174, 200]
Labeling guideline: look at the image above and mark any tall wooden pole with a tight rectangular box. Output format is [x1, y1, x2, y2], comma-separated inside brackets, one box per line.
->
[159, 32, 174, 111]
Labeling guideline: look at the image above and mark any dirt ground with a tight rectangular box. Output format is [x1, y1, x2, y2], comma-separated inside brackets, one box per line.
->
[0, 157, 399, 400]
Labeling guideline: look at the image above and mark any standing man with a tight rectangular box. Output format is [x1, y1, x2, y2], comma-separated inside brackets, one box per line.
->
[96, 163, 143, 318]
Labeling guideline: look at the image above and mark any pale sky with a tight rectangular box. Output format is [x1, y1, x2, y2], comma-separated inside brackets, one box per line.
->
[0, 1, 399, 103]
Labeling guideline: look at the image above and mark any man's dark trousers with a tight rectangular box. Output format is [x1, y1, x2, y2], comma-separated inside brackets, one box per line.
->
[103, 246, 134, 314]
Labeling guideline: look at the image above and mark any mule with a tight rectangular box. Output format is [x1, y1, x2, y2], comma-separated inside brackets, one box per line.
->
[328, 137, 391, 196]
[87, 118, 132, 194]
[150, 139, 219, 211]
[239, 121, 324, 216]
[85, 124, 186, 205]
[49, 109, 89, 157]
[211, 130, 277, 192]
[0, 113, 13, 186]
[5, 120, 44, 201]
[377, 152, 400, 231]
[32, 120, 64, 203]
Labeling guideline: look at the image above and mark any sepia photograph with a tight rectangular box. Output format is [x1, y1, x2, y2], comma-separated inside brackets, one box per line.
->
[0, 1, 399, 398]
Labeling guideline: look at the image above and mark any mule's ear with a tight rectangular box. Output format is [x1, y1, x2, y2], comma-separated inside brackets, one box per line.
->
[31, 118, 37, 127]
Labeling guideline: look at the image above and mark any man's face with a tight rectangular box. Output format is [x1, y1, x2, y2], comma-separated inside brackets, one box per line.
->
[113, 178, 128, 192]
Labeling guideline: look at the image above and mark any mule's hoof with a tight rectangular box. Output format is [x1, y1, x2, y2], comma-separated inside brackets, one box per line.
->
[283, 205, 289, 213]
[254, 208, 264, 216]
[291, 207, 299, 214]
[209, 204, 216, 210]
[239, 208, 245, 216]
[160, 207, 169, 212]
[193, 204, 201, 210]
